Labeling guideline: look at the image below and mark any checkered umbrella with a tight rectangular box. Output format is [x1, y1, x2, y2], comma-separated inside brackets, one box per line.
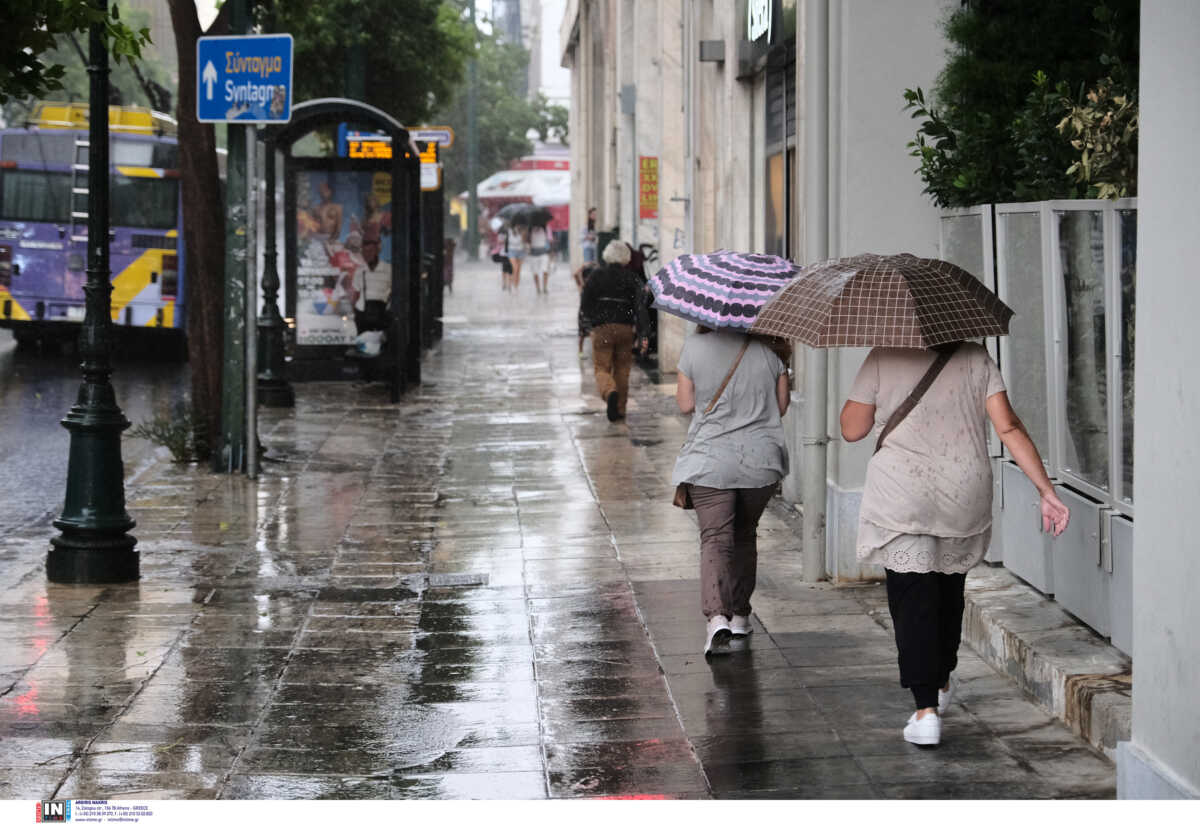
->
[647, 250, 801, 331]
[748, 253, 1013, 348]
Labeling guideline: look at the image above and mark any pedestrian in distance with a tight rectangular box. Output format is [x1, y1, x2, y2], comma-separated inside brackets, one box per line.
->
[672, 326, 790, 656]
[840, 341, 1070, 747]
[579, 241, 649, 421]
[507, 224, 528, 290]
[527, 222, 553, 295]
[581, 206, 598, 263]
[489, 219, 514, 291]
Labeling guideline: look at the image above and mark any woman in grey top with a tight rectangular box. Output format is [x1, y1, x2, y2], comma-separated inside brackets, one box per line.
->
[674, 328, 790, 656]
[842, 342, 1069, 746]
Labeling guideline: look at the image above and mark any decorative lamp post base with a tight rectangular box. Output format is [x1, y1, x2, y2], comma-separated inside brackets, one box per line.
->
[47, 539, 139, 583]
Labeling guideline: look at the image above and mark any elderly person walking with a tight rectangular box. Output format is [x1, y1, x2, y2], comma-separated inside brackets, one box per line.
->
[580, 241, 649, 421]
[673, 327, 790, 656]
[841, 341, 1069, 746]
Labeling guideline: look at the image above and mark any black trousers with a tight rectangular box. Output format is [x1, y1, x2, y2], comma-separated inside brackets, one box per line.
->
[885, 569, 967, 710]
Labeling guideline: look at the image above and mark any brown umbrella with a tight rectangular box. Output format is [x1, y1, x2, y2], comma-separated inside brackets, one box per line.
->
[748, 252, 1013, 348]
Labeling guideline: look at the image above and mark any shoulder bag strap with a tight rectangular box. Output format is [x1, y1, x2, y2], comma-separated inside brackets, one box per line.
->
[703, 338, 752, 415]
[874, 342, 961, 454]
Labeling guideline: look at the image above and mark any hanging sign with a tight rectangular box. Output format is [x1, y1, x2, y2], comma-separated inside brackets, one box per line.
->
[639, 156, 659, 220]
[419, 142, 441, 191]
[196, 34, 293, 123]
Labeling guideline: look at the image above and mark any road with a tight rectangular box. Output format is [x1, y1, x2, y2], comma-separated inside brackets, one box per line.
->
[0, 330, 190, 532]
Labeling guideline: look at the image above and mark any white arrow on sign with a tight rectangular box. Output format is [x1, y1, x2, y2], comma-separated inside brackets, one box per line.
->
[202, 61, 218, 100]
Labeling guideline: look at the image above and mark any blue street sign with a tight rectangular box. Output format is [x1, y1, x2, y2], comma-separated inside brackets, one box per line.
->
[196, 34, 293, 123]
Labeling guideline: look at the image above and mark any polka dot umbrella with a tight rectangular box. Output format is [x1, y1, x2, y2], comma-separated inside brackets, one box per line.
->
[647, 250, 802, 331]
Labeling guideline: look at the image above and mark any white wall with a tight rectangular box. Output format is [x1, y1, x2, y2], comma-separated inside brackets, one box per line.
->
[789, 0, 948, 578]
[1117, 0, 1200, 800]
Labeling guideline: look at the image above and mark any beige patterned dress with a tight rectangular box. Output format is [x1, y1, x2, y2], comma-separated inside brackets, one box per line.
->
[847, 343, 1006, 574]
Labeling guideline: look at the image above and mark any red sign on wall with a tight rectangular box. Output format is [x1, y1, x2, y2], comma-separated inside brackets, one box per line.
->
[639, 156, 659, 220]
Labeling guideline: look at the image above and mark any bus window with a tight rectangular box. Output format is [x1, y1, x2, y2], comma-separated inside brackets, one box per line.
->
[110, 176, 179, 230]
[0, 132, 74, 165]
[0, 170, 71, 222]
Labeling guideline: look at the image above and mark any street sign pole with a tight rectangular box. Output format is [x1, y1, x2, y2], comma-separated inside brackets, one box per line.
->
[245, 128, 258, 480]
[220, 123, 248, 471]
[196, 25, 293, 473]
[466, 0, 479, 261]
[47, 0, 138, 583]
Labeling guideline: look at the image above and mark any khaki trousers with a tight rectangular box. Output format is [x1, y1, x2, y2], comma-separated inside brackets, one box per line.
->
[691, 484, 776, 619]
[591, 323, 634, 414]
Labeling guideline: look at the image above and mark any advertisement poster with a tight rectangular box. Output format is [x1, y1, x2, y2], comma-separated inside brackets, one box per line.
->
[294, 170, 393, 346]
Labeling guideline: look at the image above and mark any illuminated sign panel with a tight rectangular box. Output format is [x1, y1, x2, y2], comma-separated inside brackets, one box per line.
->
[348, 139, 392, 159]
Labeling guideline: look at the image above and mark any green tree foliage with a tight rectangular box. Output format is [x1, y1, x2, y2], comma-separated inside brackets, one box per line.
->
[258, 0, 471, 124]
[0, 0, 150, 104]
[2, 7, 172, 126]
[434, 21, 567, 197]
[903, 0, 1138, 207]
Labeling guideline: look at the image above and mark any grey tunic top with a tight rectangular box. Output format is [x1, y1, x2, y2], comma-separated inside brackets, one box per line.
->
[847, 343, 1006, 573]
[671, 331, 788, 490]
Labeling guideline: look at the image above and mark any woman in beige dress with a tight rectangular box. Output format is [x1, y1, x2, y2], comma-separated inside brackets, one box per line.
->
[841, 341, 1069, 746]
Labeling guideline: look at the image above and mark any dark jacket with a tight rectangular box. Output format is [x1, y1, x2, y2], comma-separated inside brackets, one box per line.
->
[580, 263, 650, 336]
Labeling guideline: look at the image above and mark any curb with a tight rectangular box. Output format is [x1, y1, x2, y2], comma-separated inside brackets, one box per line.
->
[961, 564, 1132, 761]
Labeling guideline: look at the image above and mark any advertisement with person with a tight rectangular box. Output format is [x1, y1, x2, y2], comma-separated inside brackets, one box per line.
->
[294, 170, 393, 346]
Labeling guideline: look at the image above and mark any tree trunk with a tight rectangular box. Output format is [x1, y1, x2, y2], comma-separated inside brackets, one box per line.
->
[167, 0, 229, 459]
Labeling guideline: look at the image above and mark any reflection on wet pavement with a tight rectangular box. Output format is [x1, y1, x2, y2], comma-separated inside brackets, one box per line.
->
[0, 259, 1114, 800]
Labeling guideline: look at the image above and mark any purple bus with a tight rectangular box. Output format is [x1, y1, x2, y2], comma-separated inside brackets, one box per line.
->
[0, 113, 187, 357]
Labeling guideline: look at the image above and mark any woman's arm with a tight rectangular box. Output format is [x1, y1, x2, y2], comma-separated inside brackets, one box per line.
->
[676, 372, 696, 414]
[840, 400, 875, 442]
[776, 373, 790, 416]
[986, 391, 1070, 536]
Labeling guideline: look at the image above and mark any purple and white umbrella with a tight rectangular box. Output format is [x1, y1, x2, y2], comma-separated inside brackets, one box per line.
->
[647, 250, 801, 331]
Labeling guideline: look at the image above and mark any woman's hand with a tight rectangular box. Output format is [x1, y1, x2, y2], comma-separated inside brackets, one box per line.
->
[1040, 490, 1070, 537]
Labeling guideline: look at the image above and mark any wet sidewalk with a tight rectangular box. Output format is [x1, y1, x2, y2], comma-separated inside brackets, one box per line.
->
[0, 258, 1114, 800]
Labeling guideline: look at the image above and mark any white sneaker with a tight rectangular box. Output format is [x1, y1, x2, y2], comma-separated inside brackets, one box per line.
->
[704, 615, 733, 656]
[730, 614, 753, 636]
[903, 711, 941, 746]
[938, 676, 957, 714]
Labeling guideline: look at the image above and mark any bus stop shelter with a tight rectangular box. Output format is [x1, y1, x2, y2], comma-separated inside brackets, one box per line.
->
[260, 98, 422, 401]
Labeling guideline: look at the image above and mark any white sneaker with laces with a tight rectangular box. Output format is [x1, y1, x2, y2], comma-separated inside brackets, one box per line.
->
[704, 615, 733, 656]
[730, 614, 753, 636]
[938, 676, 957, 714]
[903, 711, 941, 746]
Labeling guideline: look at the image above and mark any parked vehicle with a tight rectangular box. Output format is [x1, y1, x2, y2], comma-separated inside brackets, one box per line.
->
[0, 102, 202, 358]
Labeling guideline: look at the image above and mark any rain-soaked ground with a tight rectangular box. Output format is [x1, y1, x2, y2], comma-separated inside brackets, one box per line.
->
[0, 258, 1115, 800]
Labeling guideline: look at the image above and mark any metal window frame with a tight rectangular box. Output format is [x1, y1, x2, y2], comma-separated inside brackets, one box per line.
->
[1048, 199, 1113, 503]
[995, 201, 1058, 478]
[939, 205, 999, 455]
[1108, 197, 1137, 516]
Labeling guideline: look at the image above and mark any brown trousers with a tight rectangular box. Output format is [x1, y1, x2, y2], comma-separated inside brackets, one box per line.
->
[591, 323, 634, 414]
[691, 484, 776, 619]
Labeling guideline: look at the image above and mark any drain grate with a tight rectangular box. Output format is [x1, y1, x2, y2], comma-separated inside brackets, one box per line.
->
[421, 572, 489, 588]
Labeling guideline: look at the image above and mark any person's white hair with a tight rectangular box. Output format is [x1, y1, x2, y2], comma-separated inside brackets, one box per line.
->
[602, 240, 632, 266]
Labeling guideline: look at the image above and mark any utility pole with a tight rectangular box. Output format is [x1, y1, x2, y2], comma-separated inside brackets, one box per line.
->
[218, 0, 250, 472]
[47, 0, 138, 583]
[466, 0, 480, 261]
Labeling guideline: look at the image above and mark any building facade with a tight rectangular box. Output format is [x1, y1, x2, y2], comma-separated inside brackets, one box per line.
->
[562, 0, 1199, 799]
